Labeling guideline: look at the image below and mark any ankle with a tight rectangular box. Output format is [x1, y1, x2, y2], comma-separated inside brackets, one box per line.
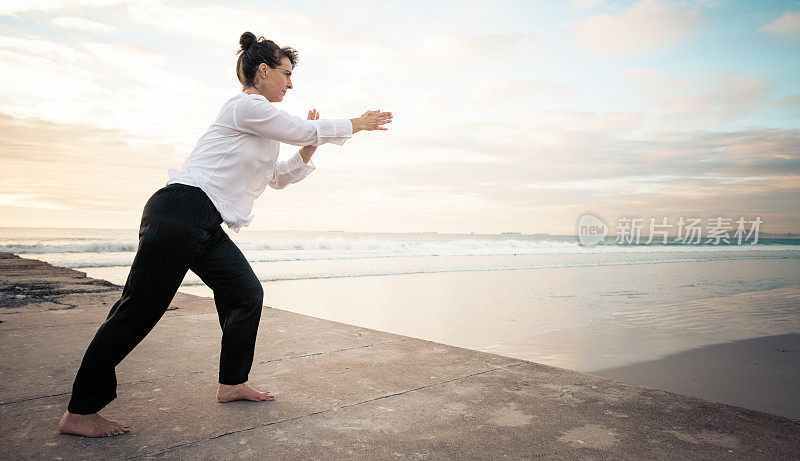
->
[219, 382, 245, 388]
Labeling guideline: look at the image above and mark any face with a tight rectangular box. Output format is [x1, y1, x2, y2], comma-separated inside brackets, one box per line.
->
[257, 57, 293, 102]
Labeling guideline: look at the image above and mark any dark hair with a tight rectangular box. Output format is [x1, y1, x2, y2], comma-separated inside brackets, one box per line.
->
[236, 32, 299, 90]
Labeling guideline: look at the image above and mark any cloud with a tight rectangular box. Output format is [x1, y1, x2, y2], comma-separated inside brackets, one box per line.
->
[570, 0, 607, 11]
[570, 0, 707, 58]
[776, 94, 800, 106]
[760, 8, 800, 36]
[0, 33, 228, 147]
[123, 0, 377, 56]
[52, 16, 115, 33]
[463, 79, 580, 109]
[0, 0, 121, 16]
[0, 193, 73, 210]
[125, 0, 254, 50]
[405, 33, 541, 69]
[622, 69, 774, 129]
[0, 112, 177, 215]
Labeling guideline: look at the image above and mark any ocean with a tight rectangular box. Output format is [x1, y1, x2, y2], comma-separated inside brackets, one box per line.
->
[2, 227, 799, 373]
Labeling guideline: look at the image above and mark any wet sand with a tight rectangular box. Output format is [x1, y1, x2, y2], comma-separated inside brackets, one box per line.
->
[593, 333, 800, 420]
[478, 285, 800, 420]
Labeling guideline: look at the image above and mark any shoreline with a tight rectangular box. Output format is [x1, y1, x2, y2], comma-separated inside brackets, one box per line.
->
[593, 333, 800, 421]
[2, 251, 799, 458]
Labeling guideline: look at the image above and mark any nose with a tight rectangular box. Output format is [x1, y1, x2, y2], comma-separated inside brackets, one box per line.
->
[286, 78, 292, 90]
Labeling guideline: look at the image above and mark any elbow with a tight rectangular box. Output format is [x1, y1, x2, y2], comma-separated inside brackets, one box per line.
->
[285, 134, 321, 147]
[285, 123, 321, 146]
[300, 121, 323, 146]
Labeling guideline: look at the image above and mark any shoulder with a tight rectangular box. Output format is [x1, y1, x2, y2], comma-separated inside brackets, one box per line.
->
[239, 93, 272, 106]
[236, 93, 279, 114]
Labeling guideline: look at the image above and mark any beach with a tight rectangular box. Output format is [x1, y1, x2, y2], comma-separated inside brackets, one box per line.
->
[3, 227, 800, 422]
[1, 251, 799, 459]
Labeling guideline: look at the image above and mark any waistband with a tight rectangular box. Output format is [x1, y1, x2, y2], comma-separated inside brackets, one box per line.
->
[166, 183, 202, 191]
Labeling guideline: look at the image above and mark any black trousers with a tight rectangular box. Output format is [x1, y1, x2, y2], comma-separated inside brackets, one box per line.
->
[67, 183, 264, 414]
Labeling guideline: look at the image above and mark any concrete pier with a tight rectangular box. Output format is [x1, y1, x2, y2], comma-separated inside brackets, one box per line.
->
[1, 252, 798, 460]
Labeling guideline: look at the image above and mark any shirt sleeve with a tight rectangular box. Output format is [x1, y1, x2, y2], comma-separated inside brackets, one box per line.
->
[269, 150, 316, 190]
[234, 97, 353, 146]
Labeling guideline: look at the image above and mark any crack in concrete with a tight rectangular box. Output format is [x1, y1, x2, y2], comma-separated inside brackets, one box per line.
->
[0, 321, 113, 332]
[0, 313, 184, 330]
[127, 361, 526, 460]
[253, 338, 408, 365]
[46, 298, 78, 310]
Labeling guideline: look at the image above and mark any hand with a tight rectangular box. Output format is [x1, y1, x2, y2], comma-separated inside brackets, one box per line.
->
[300, 109, 319, 164]
[303, 108, 319, 152]
[350, 109, 392, 133]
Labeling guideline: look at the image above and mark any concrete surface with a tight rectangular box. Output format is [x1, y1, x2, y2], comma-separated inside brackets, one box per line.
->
[1, 252, 799, 460]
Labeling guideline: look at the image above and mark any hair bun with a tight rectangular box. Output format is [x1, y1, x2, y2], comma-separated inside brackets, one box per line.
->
[239, 31, 257, 51]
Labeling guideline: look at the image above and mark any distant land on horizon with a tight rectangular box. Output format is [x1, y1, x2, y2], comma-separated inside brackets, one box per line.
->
[0, 228, 798, 239]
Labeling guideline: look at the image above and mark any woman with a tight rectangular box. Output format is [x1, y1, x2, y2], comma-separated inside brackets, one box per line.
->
[58, 31, 392, 438]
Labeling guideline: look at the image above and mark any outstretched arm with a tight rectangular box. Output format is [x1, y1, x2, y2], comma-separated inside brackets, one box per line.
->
[299, 108, 393, 164]
[269, 107, 393, 189]
[236, 97, 392, 146]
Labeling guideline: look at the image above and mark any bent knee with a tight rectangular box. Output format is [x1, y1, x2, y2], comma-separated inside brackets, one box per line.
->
[243, 280, 264, 309]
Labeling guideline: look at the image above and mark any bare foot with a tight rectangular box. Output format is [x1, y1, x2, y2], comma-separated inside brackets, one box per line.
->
[216, 383, 274, 403]
[58, 410, 131, 437]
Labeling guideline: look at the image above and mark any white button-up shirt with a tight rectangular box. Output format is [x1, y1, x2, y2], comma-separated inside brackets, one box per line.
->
[166, 92, 353, 232]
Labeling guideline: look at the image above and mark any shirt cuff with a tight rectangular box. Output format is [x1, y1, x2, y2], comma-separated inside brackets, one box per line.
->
[317, 118, 353, 145]
[288, 150, 316, 171]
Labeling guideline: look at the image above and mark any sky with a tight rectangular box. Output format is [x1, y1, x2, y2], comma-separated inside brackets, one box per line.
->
[1, 0, 798, 234]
